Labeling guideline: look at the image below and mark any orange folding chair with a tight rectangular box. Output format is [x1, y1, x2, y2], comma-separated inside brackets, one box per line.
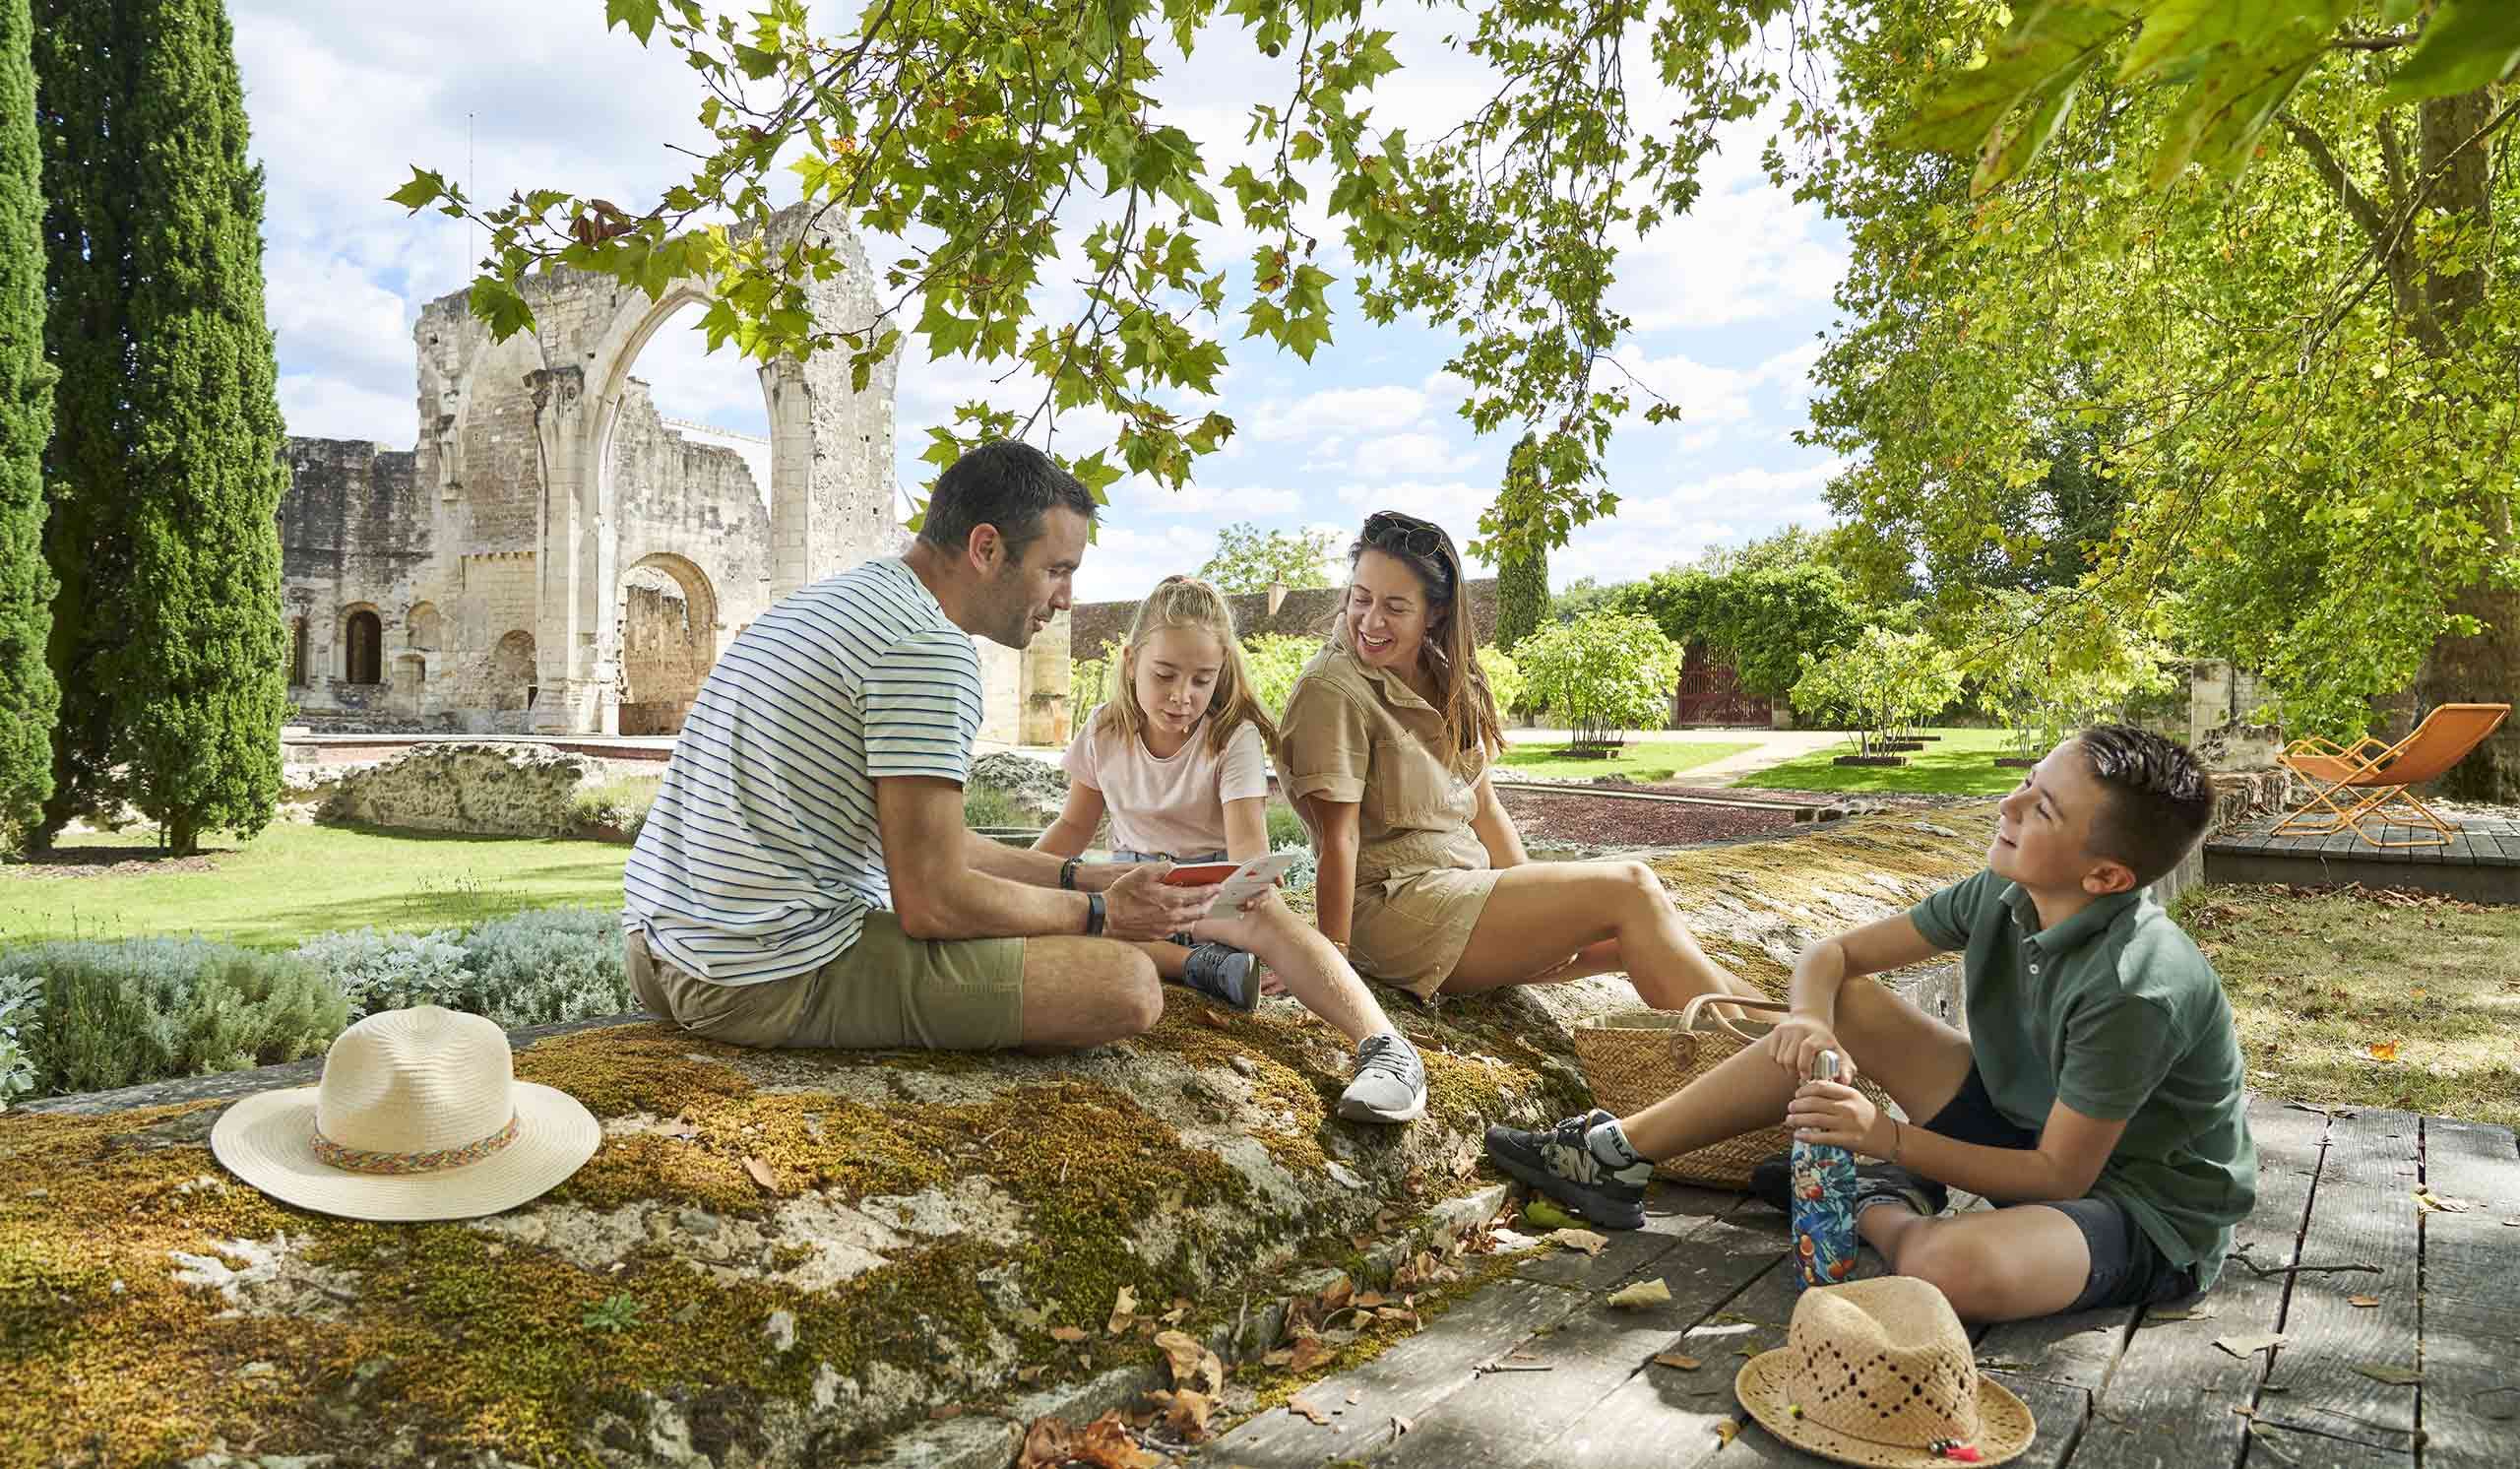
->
[2275, 702, 2510, 848]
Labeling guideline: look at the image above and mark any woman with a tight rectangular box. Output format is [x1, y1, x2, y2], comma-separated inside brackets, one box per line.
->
[1276, 509, 1764, 1010]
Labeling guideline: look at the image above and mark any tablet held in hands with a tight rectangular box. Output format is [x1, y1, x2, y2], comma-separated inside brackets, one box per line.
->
[1159, 854, 1301, 917]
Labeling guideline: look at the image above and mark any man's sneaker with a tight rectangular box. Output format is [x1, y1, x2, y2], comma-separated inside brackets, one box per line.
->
[1182, 944, 1258, 1011]
[1484, 1111, 1648, 1231]
[1747, 1150, 1948, 1220]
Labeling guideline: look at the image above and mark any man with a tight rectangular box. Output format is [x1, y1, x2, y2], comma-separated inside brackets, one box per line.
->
[624, 439, 1216, 1053]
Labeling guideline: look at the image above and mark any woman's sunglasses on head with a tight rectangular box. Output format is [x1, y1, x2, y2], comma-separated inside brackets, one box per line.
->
[1363, 511, 1446, 560]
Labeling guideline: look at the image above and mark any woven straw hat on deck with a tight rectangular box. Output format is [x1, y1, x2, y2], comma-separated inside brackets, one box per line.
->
[1734, 1276, 2034, 1467]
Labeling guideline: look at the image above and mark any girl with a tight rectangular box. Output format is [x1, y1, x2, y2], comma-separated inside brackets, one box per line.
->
[1036, 575, 1427, 1123]
[1277, 509, 1765, 1014]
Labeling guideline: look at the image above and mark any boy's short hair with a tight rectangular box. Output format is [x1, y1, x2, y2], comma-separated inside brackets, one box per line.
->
[2077, 725, 2216, 886]
[918, 440, 1098, 563]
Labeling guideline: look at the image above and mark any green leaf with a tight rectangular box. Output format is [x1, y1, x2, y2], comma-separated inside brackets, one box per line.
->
[386, 168, 449, 212]
[468, 279, 536, 342]
[1975, 56, 2097, 194]
[604, 0, 663, 44]
[1894, 2, 2142, 157]
[2383, 0, 2520, 101]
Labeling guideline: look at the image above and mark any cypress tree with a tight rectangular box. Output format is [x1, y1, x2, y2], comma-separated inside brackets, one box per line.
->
[106, 0, 286, 854]
[0, 0, 57, 844]
[31, 0, 131, 848]
[1493, 434, 1548, 653]
[38, 0, 284, 856]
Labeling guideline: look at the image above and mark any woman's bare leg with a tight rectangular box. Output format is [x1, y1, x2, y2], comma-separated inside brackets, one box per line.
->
[1191, 892, 1389, 1045]
[1440, 861, 1761, 1008]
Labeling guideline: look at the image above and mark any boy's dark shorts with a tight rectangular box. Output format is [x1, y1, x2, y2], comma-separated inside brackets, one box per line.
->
[1922, 1066, 2202, 1313]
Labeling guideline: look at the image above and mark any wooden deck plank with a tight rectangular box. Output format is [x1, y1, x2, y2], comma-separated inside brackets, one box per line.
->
[2244, 1109, 2422, 1464]
[1381, 1211, 1787, 1469]
[2065, 1099, 2320, 1469]
[1973, 1302, 2139, 1396]
[2413, 1117, 2520, 1469]
[1199, 1279, 1587, 1468]
[1504, 1182, 1735, 1293]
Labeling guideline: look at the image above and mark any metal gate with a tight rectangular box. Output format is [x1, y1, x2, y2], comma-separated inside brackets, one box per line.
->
[1671, 642, 1772, 727]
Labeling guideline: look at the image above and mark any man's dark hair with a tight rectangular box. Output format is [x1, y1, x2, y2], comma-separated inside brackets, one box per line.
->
[918, 440, 1097, 563]
[2077, 725, 2216, 886]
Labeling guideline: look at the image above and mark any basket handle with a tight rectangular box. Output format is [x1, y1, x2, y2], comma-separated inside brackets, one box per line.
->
[1676, 992, 1791, 1046]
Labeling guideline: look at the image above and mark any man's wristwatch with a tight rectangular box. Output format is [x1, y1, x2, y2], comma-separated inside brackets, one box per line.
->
[1084, 890, 1106, 936]
[1060, 856, 1082, 891]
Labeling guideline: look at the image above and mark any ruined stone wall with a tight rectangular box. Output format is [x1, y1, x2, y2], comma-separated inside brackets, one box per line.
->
[611, 381, 775, 637]
[279, 439, 434, 722]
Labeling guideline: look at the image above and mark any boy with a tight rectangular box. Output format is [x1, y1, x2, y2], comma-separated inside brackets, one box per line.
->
[1485, 726, 2257, 1322]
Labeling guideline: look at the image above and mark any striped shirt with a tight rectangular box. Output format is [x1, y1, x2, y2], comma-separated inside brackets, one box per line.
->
[623, 556, 986, 985]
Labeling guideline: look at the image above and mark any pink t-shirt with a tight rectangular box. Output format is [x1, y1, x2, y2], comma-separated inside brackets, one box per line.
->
[1062, 706, 1273, 857]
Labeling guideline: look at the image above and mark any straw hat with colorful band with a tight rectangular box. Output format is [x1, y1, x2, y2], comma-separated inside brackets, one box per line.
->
[212, 1005, 599, 1222]
[1734, 1276, 2035, 1468]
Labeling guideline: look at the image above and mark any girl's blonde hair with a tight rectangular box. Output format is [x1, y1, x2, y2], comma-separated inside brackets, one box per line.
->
[1097, 575, 1281, 755]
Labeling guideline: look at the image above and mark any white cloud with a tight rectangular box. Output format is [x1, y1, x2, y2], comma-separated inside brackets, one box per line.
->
[1349, 431, 1479, 482]
[278, 375, 419, 445]
[1074, 523, 1219, 605]
[1247, 384, 1429, 439]
[1601, 348, 1757, 427]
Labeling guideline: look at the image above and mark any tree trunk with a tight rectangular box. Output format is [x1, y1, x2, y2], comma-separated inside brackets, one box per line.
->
[2408, 88, 2515, 800]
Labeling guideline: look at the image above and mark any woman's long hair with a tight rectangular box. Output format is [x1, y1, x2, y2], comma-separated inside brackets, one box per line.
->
[1337, 515, 1502, 764]
[1097, 575, 1280, 755]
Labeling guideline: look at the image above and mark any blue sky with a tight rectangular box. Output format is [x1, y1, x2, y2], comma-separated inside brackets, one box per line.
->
[233, 2, 1849, 607]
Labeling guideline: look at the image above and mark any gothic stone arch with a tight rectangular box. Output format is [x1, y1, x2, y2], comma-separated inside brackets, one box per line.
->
[617, 552, 718, 735]
[524, 204, 899, 734]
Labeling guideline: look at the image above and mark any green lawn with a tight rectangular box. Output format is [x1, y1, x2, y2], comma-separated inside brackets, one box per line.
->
[1495, 739, 1762, 782]
[1730, 727, 2031, 795]
[2176, 884, 2520, 1131]
[0, 821, 630, 950]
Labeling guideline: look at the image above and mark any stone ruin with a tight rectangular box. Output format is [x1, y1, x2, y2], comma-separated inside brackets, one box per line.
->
[277, 205, 1071, 746]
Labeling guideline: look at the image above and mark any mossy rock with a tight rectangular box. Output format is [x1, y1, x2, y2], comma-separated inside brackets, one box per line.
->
[0, 811, 1986, 1467]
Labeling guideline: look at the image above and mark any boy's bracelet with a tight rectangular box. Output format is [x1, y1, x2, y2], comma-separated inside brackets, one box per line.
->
[1885, 1117, 1905, 1165]
[1059, 857, 1082, 891]
[1084, 891, 1106, 936]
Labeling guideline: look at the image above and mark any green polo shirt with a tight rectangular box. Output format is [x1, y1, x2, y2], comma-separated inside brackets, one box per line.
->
[1910, 870, 2257, 1288]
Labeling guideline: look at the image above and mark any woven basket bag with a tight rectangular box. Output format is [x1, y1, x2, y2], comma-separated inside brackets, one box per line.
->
[1569, 994, 1899, 1188]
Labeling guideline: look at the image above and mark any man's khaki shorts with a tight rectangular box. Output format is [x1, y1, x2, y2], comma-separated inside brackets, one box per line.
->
[625, 917, 1027, 1052]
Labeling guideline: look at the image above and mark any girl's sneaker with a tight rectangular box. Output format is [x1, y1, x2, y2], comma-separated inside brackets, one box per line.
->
[1182, 943, 1259, 1011]
[1337, 1032, 1428, 1123]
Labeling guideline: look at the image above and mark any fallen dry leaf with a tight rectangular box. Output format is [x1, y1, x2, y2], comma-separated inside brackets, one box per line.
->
[654, 1117, 701, 1140]
[1287, 1394, 1333, 1427]
[1153, 1329, 1225, 1396]
[1318, 1276, 1355, 1312]
[1346, 1389, 1361, 1405]
[1017, 1366, 1046, 1385]
[2366, 1041, 2400, 1062]
[1606, 1277, 1673, 1309]
[1049, 1326, 1090, 1344]
[1547, 1228, 1609, 1257]
[1652, 1351, 1703, 1371]
[1261, 1347, 1294, 1368]
[1354, 1291, 1389, 1309]
[1194, 1007, 1232, 1030]
[741, 1156, 778, 1192]
[1390, 1250, 1447, 1293]
[2148, 1306, 2216, 1322]
[1073, 1410, 1167, 1468]
[2354, 1364, 2425, 1385]
[1017, 1416, 1075, 1469]
[1714, 1418, 1740, 1449]
[1144, 1388, 1214, 1441]
[1107, 1285, 1139, 1336]
[1288, 1335, 1330, 1374]
[927, 1404, 967, 1422]
[2349, 1295, 2381, 1309]
[1390, 1414, 1414, 1440]
[2214, 1332, 2289, 1359]
[2414, 1189, 2471, 1213]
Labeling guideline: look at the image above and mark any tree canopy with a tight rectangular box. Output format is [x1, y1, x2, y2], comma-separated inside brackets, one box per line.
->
[1198, 521, 1340, 595]
[396, 0, 2520, 791]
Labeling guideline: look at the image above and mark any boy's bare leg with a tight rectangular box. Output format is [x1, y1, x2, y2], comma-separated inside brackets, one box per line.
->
[1191, 893, 1387, 1045]
[1858, 1204, 2094, 1322]
[1018, 937, 1165, 1052]
[1617, 975, 1976, 1160]
[1135, 939, 1192, 980]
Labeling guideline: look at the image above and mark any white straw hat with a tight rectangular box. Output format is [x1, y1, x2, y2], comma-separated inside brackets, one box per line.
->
[211, 1005, 599, 1221]
[1735, 1276, 2035, 1467]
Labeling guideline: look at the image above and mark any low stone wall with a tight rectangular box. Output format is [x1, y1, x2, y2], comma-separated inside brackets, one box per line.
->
[2152, 768, 2289, 911]
[317, 740, 601, 837]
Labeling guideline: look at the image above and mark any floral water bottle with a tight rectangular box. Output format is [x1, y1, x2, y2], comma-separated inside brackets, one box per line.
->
[1790, 1049, 1859, 1290]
